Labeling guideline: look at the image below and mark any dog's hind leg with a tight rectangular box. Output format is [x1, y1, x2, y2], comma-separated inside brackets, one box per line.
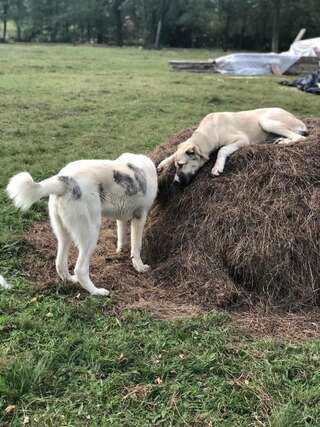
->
[260, 117, 307, 145]
[116, 220, 129, 253]
[130, 212, 149, 273]
[72, 219, 109, 296]
[49, 196, 75, 283]
[60, 195, 109, 296]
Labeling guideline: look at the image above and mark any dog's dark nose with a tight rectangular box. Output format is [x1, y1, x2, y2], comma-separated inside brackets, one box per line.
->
[176, 172, 192, 187]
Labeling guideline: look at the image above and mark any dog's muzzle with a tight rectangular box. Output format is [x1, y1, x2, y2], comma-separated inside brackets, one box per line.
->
[174, 172, 193, 187]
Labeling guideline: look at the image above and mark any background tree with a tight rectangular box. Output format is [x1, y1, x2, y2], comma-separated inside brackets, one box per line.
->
[1, 0, 319, 50]
[271, 0, 281, 52]
[0, 0, 9, 41]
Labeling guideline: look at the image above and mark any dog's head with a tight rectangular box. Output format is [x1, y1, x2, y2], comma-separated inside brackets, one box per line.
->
[173, 139, 209, 186]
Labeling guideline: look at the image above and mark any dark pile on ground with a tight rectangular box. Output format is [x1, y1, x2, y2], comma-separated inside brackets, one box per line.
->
[25, 117, 320, 332]
[145, 117, 320, 310]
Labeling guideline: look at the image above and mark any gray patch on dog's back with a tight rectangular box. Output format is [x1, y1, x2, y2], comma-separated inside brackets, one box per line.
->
[127, 163, 147, 194]
[58, 175, 81, 199]
[113, 170, 138, 196]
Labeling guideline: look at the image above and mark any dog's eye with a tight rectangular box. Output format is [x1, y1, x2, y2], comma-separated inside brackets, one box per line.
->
[186, 149, 194, 156]
[186, 149, 196, 159]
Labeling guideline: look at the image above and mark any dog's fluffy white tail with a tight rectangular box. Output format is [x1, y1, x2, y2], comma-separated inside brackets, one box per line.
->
[6, 172, 66, 211]
[0, 275, 12, 290]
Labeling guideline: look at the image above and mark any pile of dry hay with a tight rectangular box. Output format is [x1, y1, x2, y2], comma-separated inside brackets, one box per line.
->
[26, 117, 320, 317]
[144, 117, 320, 310]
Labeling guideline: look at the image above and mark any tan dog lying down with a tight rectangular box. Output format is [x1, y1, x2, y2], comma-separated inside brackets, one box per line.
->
[157, 108, 308, 186]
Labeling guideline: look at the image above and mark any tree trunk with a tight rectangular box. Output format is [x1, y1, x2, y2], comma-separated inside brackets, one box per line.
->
[87, 23, 91, 41]
[154, 0, 168, 49]
[113, 0, 123, 46]
[239, 14, 247, 50]
[16, 24, 21, 41]
[15, 0, 23, 41]
[2, 1, 9, 41]
[142, 0, 152, 48]
[96, 31, 104, 44]
[271, 0, 281, 52]
[223, 14, 231, 51]
[154, 18, 162, 49]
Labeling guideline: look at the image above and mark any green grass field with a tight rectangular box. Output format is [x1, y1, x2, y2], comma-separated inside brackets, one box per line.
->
[1, 44, 320, 426]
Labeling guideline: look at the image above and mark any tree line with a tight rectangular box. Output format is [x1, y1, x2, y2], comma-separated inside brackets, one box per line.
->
[1, 0, 319, 51]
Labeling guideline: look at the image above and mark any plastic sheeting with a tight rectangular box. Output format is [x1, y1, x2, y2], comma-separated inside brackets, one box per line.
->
[214, 52, 299, 75]
[214, 37, 320, 76]
[288, 37, 320, 57]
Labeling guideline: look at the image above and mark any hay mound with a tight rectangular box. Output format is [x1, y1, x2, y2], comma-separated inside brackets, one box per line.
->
[144, 117, 320, 310]
[25, 118, 320, 319]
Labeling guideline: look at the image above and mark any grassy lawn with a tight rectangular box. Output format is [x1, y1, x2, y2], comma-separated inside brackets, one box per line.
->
[1, 44, 320, 426]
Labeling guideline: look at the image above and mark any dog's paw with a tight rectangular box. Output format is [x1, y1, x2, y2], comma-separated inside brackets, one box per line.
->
[137, 264, 150, 273]
[57, 269, 76, 283]
[211, 166, 223, 177]
[274, 137, 292, 145]
[157, 161, 167, 173]
[91, 287, 110, 297]
[132, 258, 150, 273]
[69, 274, 79, 284]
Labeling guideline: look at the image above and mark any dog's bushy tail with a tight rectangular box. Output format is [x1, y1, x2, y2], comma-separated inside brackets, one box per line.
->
[6, 172, 67, 211]
[0, 274, 12, 290]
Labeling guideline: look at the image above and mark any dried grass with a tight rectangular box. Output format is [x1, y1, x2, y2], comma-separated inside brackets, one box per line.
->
[145, 117, 320, 310]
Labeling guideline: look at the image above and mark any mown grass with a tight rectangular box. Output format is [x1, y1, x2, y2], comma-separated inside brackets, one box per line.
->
[0, 44, 320, 426]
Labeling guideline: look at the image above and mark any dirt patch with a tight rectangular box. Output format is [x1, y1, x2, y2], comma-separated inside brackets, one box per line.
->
[24, 221, 202, 321]
[24, 117, 320, 338]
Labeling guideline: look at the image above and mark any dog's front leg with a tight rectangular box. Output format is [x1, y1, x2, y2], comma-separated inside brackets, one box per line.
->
[157, 153, 175, 173]
[130, 213, 149, 273]
[211, 140, 248, 176]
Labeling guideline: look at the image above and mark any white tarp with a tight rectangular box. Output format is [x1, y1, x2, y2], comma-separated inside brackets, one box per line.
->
[287, 37, 320, 57]
[214, 37, 320, 76]
[214, 52, 299, 75]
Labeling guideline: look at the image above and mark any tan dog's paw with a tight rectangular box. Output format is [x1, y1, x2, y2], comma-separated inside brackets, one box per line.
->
[274, 137, 292, 145]
[157, 162, 166, 173]
[211, 165, 223, 177]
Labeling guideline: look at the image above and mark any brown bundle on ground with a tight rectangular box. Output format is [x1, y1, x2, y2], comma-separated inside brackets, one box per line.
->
[143, 117, 320, 310]
[26, 118, 320, 315]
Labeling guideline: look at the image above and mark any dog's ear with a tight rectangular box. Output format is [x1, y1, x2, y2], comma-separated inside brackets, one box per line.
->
[193, 145, 209, 160]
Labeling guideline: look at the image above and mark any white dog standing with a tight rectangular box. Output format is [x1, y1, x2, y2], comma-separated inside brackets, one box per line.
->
[7, 154, 158, 296]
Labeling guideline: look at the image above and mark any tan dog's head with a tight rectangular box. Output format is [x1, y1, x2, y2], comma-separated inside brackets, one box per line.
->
[173, 139, 209, 186]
